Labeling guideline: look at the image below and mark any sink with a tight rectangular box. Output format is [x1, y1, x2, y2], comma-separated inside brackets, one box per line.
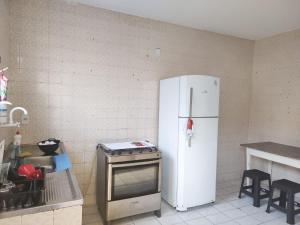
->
[20, 156, 54, 171]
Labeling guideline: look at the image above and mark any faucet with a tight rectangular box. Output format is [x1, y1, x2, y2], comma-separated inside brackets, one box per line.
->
[9, 107, 28, 126]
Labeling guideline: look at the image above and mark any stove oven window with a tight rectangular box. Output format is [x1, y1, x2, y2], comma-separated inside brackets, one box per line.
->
[111, 162, 159, 200]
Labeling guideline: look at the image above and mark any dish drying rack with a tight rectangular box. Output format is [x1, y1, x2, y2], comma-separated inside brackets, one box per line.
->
[0, 166, 46, 210]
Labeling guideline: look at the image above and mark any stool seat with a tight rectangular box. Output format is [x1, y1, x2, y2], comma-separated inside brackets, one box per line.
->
[244, 169, 270, 180]
[272, 179, 300, 194]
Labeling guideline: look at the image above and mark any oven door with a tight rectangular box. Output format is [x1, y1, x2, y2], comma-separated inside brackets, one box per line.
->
[107, 159, 161, 201]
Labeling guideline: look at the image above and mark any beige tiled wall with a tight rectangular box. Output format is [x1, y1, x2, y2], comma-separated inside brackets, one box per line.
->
[8, 0, 254, 204]
[0, 0, 14, 143]
[248, 29, 300, 182]
[0, 0, 9, 67]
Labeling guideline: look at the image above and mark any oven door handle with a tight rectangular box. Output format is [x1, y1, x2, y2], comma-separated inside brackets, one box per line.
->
[107, 159, 162, 201]
[111, 159, 161, 168]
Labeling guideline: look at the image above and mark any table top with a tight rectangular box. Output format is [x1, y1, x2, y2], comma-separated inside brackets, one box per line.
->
[241, 142, 300, 160]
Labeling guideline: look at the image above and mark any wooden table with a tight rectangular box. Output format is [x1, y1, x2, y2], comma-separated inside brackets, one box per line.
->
[241, 142, 300, 182]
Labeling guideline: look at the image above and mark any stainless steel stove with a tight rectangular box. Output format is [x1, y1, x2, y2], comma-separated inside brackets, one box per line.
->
[96, 141, 161, 225]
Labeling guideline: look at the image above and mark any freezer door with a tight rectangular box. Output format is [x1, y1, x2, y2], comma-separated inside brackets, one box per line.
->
[179, 75, 220, 117]
[177, 118, 218, 210]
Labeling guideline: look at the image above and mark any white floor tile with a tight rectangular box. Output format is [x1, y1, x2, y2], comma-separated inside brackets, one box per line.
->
[198, 206, 219, 216]
[206, 213, 231, 224]
[260, 218, 288, 225]
[239, 205, 264, 215]
[222, 209, 247, 219]
[177, 209, 203, 221]
[228, 199, 251, 208]
[220, 221, 239, 225]
[213, 203, 236, 212]
[157, 214, 184, 225]
[253, 211, 284, 222]
[234, 216, 260, 225]
[185, 217, 213, 225]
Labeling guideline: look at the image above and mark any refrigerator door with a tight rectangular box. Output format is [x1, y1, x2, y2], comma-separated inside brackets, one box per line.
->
[179, 75, 220, 117]
[177, 117, 218, 211]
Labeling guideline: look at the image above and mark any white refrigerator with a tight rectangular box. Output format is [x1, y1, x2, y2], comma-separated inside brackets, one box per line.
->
[158, 75, 220, 211]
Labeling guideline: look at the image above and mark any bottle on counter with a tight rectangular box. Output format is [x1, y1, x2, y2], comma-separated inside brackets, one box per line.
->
[11, 130, 22, 163]
[13, 130, 22, 146]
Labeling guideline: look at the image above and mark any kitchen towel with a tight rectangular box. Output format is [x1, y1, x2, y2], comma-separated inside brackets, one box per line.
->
[53, 153, 71, 172]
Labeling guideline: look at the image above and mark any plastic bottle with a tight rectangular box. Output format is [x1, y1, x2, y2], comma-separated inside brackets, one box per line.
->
[13, 131, 22, 146]
[11, 131, 22, 162]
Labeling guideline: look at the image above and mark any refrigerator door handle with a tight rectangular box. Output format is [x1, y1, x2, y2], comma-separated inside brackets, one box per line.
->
[189, 87, 193, 117]
[188, 87, 193, 147]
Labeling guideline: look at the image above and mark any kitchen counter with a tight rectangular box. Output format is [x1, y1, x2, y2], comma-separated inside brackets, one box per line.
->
[0, 143, 83, 220]
[241, 142, 300, 160]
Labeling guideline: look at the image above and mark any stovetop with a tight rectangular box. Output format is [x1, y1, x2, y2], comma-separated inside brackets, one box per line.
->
[98, 141, 158, 155]
[97, 141, 161, 163]
[103, 146, 158, 156]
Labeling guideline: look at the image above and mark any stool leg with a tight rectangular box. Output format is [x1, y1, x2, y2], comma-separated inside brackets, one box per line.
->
[287, 192, 295, 225]
[266, 186, 273, 213]
[253, 179, 260, 207]
[238, 174, 246, 198]
[279, 191, 287, 208]
[268, 176, 271, 194]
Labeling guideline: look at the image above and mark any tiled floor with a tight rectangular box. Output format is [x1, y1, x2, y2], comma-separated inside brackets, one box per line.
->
[83, 180, 300, 225]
